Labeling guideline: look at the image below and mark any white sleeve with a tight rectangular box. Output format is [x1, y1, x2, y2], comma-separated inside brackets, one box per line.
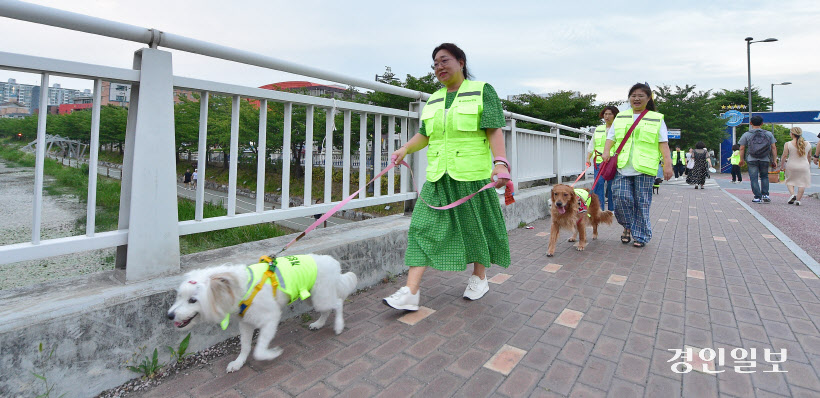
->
[658, 120, 668, 143]
[606, 125, 616, 141]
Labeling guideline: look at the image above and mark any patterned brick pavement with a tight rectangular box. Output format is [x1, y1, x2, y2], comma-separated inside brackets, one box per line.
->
[136, 183, 820, 397]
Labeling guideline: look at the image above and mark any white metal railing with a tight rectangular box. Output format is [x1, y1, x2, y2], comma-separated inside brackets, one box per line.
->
[0, 0, 590, 281]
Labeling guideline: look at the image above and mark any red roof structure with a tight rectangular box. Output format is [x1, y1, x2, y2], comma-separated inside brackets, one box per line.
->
[58, 103, 93, 115]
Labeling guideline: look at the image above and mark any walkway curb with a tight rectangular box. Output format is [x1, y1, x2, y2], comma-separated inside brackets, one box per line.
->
[720, 184, 820, 278]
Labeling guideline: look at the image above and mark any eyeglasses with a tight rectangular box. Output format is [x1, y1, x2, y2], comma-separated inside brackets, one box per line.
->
[431, 58, 453, 70]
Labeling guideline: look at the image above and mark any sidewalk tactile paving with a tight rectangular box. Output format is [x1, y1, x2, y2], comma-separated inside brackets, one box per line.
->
[483, 344, 527, 376]
[555, 309, 585, 328]
[543, 263, 562, 273]
[607, 275, 627, 286]
[536, 232, 548, 237]
[762, 234, 776, 239]
[687, 270, 705, 280]
[488, 273, 512, 284]
[795, 270, 818, 280]
[713, 236, 726, 242]
[398, 306, 435, 325]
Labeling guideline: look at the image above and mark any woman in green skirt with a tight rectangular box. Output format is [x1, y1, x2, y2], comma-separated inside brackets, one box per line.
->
[383, 43, 511, 311]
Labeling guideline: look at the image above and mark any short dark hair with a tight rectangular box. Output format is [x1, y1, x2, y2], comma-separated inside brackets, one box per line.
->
[432, 43, 472, 79]
[675, 146, 681, 150]
[598, 106, 619, 119]
[732, 144, 740, 151]
[695, 141, 706, 149]
[628, 83, 656, 111]
[750, 115, 763, 126]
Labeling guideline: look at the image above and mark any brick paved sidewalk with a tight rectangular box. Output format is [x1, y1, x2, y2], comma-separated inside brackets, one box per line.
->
[135, 183, 820, 398]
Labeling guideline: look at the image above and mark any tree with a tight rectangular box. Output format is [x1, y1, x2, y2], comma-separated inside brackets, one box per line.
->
[502, 91, 620, 132]
[366, 71, 442, 110]
[653, 84, 725, 151]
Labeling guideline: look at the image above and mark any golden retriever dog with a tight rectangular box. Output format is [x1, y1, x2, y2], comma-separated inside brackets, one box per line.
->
[547, 184, 614, 257]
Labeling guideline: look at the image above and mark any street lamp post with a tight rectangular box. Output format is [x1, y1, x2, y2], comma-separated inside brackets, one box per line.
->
[770, 81, 792, 132]
[745, 37, 778, 118]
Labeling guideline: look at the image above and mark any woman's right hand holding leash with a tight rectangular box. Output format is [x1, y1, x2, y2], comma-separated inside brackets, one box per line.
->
[392, 146, 408, 165]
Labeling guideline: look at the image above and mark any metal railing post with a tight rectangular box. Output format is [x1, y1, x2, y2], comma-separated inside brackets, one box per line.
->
[117, 48, 180, 281]
[509, 118, 519, 192]
[405, 101, 425, 214]
[552, 127, 561, 184]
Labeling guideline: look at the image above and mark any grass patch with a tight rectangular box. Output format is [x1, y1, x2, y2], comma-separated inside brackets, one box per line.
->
[177, 199, 289, 255]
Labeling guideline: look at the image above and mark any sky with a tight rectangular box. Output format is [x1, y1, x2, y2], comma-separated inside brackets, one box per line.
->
[2, 0, 819, 136]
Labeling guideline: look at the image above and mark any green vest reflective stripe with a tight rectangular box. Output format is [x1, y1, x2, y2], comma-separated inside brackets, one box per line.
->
[420, 79, 491, 182]
[672, 150, 686, 165]
[246, 255, 318, 304]
[611, 109, 664, 175]
[594, 125, 608, 156]
[730, 150, 741, 165]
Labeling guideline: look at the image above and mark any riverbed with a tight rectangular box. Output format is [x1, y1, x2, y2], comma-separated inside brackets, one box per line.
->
[0, 159, 115, 290]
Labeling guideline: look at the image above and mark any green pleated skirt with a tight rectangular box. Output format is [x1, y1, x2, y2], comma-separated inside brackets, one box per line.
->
[405, 174, 511, 271]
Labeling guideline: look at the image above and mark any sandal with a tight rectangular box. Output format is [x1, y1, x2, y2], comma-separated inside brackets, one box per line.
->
[633, 242, 645, 248]
[621, 230, 632, 244]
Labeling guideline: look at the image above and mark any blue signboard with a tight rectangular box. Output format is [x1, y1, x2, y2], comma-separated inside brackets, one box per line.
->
[740, 111, 820, 124]
[721, 110, 744, 127]
[667, 129, 681, 139]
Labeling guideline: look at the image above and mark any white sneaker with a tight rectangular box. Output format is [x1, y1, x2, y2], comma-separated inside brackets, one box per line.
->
[463, 275, 489, 300]
[383, 286, 419, 311]
[795, 200, 801, 206]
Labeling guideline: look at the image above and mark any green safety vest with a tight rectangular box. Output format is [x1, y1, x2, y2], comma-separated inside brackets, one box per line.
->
[245, 255, 317, 305]
[672, 150, 686, 166]
[220, 255, 318, 330]
[420, 79, 491, 182]
[730, 150, 740, 165]
[574, 188, 592, 217]
[593, 125, 609, 156]
[611, 109, 664, 175]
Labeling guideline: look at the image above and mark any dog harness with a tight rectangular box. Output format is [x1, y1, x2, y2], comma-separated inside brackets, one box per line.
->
[220, 255, 318, 330]
[575, 189, 591, 216]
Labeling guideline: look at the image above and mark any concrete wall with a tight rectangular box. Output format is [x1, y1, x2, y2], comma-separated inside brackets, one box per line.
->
[0, 181, 590, 397]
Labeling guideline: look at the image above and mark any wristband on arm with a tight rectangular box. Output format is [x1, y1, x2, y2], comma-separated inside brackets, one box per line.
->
[493, 156, 511, 172]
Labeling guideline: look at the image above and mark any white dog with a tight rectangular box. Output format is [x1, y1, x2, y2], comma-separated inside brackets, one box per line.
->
[167, 254, 357, 373]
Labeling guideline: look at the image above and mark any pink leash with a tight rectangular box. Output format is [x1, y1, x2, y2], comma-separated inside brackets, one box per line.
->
[570, 162, 593, 188]
[274, 157, 513, 255]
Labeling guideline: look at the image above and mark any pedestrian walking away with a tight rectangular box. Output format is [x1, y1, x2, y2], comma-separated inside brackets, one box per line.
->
[738, 115, 778, 203]
[588, 106, 617, 210]
[183, 169, 192, 188]
[728, 144, 742, 183]
[601, 82, 673, 248]
[192, 168, 198, 188]
[778, 127, 812, 205]
[685, 147, 694, 176]
[383, 43, 511, 311]
[686, 141, 712, 189]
